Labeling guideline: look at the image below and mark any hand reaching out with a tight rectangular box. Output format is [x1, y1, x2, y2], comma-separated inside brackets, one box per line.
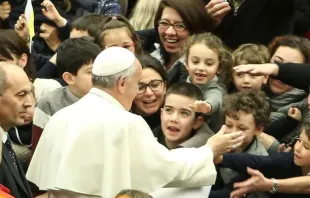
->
[41, 0, 66, 27]
[206, 125, 244, 157]
[39, 23, 61, 52]
[189, 100, 212, 114]
[15, 14, 30, 42]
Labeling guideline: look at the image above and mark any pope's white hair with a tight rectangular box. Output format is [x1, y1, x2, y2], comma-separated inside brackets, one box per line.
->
[92, 64, 136, 89]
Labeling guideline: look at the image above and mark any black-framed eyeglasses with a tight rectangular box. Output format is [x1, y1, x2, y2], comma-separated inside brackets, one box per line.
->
[138, 80, 163, 94]
[157, 20, 187, 32]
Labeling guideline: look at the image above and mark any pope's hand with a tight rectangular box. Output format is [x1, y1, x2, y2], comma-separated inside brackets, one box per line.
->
[206, 125, 244, 157]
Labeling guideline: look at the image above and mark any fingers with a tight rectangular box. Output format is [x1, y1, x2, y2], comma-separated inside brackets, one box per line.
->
[213, 5, 231, 17]
[217, 125, 227, 135]
[206, 0, 223, 9]
[230, 187, 249, 198]
[207, 1, 230, 15]
[247, 167, 262, 177]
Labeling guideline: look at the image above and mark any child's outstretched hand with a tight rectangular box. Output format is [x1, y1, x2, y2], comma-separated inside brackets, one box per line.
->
[288, 106, 302, 121]
[189, 100, 212, 114]
[41, 0, 66, 27]
[14, 14, 29, 42]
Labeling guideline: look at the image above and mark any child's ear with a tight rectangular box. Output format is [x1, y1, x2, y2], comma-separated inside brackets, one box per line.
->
[18, 53, 28, 68]
[62, 72, 75, 85]
[193, 116, 204, 130]
[263, 75, 269, 84]
[254, 125, 265, 135]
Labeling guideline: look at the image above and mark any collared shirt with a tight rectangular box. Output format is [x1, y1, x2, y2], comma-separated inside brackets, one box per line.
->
[0, 127, 8, 143]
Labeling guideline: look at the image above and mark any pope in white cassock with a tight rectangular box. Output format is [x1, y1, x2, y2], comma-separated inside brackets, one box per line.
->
[27, 47, 244, 198]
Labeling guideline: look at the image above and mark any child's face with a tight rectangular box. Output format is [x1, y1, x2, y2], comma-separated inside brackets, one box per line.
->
[233, 72, 267, 92]
[161, 94, 202, 145]
[294, 130, 310, 168]
[70, 63, 93, 98]
[186, 43, 219, 85]
[225, 111, 262, 152]
[103, 27, 135, 53]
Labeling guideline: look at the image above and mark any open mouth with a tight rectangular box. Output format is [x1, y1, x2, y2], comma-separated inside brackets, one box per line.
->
[165, 39, 178, 44]
[167, 126, 180, 133]
[195, 73, 207, 78]
[143, 99, 157, 105]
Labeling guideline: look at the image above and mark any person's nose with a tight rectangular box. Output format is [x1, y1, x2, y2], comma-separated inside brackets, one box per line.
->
[23, 93, 32, 108]
[170, 111, 179, 123]
[165, 25, 176, 36]
[144, 86, 154, 96]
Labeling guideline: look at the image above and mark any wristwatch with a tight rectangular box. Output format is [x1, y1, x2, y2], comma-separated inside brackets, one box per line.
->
[269, 178, 278, 194]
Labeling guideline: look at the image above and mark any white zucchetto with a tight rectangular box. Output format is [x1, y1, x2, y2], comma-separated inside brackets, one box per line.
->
[92, 47, 135, 76]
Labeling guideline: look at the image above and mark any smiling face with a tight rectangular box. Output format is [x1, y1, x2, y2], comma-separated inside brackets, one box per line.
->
[134, 68, 166, 116]
[294, 130, 310, 173]
[269, 46, 305, 95]
[158, 7, 190, 55]
[186, 43, 219, 85]
[161, 94, 202, 148]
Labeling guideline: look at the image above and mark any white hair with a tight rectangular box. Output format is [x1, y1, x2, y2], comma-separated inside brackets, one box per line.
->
[92, 64, 136, 89]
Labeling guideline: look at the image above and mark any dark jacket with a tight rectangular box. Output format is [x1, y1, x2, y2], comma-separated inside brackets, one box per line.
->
[204, 0, 295, 49]
[0, 143, 33, 198]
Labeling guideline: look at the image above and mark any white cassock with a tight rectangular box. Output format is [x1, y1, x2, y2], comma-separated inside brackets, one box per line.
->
[27, 88, 216, 198]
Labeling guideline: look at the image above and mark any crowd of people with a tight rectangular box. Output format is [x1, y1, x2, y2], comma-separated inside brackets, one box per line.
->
[0, 0, 309, 198]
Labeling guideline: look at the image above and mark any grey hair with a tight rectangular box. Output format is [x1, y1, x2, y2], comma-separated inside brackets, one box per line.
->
[0, 67, 7, 96]
[92, 64, 136, 88]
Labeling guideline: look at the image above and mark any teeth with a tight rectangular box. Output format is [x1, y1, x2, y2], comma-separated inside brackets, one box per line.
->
[196, 73, 206, 77]
[166, 39, 178, 43]
[144, 100, 156, 104]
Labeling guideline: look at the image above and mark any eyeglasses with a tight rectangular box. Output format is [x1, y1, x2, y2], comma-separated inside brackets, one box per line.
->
[105, 43, 135, 51]
[158, 20, 187, 32]
[138, 80, 163, 94]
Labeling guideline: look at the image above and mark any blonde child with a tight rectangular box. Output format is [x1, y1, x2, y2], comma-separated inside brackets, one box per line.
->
[231, 44, 269, 93]
[115, 189, 152, 198]
[185, 32, 233, 132]
[97, 15, 144, 55]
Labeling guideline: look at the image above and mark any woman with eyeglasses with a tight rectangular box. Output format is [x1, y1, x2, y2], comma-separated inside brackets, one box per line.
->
[132, 54, 167, 130]
[148, 0, 213, 85]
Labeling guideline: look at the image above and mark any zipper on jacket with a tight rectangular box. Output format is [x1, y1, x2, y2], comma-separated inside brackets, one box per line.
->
[232, 0, 246, 16]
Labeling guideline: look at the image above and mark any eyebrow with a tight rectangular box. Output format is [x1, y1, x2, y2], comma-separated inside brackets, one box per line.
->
[160, 18, 184, 23]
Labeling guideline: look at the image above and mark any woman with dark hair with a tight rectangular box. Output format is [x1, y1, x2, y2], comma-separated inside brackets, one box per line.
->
[132, 54, 167, 129]
[140, 0, 213, 85]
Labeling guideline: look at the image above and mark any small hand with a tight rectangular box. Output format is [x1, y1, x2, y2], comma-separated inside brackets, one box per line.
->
[205, 0, 231, 26]
[14, 14, 30, 42]
[41, 0, 66, 27]
[288, 106, 302, 121]
[278, 143, 292, 153]
[189, 100, 212, 114]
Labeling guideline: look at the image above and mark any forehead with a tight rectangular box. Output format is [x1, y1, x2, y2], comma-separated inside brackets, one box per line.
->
[104, 28, 133, 43]
[301, 130, 310, 142]
[5, 74, 31, 94]
[226, 111, 255, 125]
[140, 68, 162, 82]
[165, 94, 195, 108]
[272, 46, 304, 63]
[189, 43, 218, 59]
[161, 7, 183, 22]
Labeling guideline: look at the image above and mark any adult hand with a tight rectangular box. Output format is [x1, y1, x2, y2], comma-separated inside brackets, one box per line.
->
[0, 1, 11, 21]
[39, 23, 61, 52]
[15, 14, 30, 42]
[41, 0, 66, 27]
[233, 63, 279, 77]
[206, 125, 244, 157]
[288, 107, 302, 122]
[205, 0, 231, 26]
[230, 168, 273, 198]
[189, 100, 212, 114]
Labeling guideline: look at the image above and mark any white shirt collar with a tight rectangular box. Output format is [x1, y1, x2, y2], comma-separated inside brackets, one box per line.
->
[0, 127, 8, 143]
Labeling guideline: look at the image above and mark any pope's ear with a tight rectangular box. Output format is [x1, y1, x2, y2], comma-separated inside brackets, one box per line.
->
[117, 76, 127, 94]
